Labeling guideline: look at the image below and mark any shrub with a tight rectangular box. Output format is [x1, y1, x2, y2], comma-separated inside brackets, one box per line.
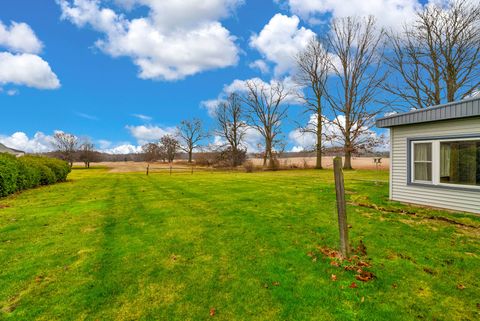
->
[16, 157, 41, 190]
[243, 161, 255, 173]
[0, 154, 70, 197]
[0, 154, 19, 197]
[43, 158, 70, 182]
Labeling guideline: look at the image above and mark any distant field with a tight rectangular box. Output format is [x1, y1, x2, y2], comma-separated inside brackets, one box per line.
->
[0, 168, 478, 320]
[249, 156, 390, 170]
[73, 157, 390, 173]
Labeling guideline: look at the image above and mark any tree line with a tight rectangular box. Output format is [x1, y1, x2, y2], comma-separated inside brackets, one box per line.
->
[51, 0, 479, 170]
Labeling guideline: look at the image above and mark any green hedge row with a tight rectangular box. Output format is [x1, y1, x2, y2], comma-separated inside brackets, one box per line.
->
[0, 153, 71, 197]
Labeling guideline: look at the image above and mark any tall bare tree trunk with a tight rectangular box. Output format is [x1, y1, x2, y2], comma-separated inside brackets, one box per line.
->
[316, 113, 323, 169]
[265, 139, 272, 168]
[343, 137, 353, 170]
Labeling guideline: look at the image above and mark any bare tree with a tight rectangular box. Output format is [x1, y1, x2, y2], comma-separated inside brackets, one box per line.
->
[295, 36, 331, 169]
[160, 135, 179, 163]
[325, 16, 386, 170]
[385, 0, 480, 110]
[142, 143, 161, 163]
[214, 93, 247, 167]
[79, 140, 96, 168]
[241, 79, 290, 168]
[177, 119, 208, 163]
[52, 132, 78, 167]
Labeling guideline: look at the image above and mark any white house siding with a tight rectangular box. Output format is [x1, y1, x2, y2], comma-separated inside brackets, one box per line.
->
[390, 117, 480, 214]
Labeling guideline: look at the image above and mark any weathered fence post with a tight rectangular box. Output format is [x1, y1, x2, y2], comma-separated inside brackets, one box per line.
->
[191, 164, 194, 175]
[170, 163, 172, 176]
[333, 157, 349, 258]
[146, 164, 149, 176]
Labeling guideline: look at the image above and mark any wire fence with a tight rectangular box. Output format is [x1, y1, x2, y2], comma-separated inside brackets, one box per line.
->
[145, 164, 240, 175]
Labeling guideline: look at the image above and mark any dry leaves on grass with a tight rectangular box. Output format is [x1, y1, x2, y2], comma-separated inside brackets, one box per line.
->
[313, 241, 375, 283]
[209, 308, 216, 316]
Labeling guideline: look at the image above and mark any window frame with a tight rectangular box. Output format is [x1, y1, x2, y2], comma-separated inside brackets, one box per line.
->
[407, 134, 480, 191]
[411, 141, 434, 184]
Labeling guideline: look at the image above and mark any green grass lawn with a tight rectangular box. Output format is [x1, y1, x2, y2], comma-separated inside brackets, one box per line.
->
[0, 168, 479, 320]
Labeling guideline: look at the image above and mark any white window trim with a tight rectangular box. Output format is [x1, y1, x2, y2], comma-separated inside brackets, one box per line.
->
[411, 141, 434, 184]
[410, 138, 480, 190]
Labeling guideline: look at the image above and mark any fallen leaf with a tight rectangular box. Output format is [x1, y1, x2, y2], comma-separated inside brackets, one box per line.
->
[330, 260, 340, 267]
[210, 308, 216, 316]
[357, 261, 370, 267]
[457, 284, 466, 290]
[361, 296, 365, 303]
[355, 271, 375, 282]
[392, 283, 398, 289]
[331, 274, 337, 281]
[349, 282, 358, 288]
[272, 281, 280, 286]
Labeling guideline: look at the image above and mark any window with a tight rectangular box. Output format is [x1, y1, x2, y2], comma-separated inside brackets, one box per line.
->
[413, 143, 432, 182]
[440, 140, 480, 186]
[410, 137, 480, 189]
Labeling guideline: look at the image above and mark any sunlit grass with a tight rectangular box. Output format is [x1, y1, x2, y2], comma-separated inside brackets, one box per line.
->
[0, 168, 479, 320]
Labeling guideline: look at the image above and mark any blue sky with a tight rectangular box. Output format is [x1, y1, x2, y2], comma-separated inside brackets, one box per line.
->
[0, 0, 427, 153]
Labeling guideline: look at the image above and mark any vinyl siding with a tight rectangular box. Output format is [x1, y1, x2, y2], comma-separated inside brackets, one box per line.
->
[390, 117, 480, 214]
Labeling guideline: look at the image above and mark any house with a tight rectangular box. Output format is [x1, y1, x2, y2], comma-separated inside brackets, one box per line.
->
[0, 143, 25, 157]
[376, 97, 480, 214]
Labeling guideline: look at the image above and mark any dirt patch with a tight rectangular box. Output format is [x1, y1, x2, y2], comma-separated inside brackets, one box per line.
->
[351, 202, 478, 229]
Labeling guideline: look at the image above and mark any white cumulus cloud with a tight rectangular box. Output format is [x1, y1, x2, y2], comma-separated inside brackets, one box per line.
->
[0, 53, 60, 89]
[57, 0, 242, 81]
[126, 124, 177, 145]
[103, 144, 143, 154]
[0, 21, 43, 54]
[0, 21, 60, 91]
[250, 14, 315, 76]
[277, 0, 422, 30]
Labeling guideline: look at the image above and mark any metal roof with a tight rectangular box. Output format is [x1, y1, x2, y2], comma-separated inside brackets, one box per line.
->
[376, 97, 480, 128]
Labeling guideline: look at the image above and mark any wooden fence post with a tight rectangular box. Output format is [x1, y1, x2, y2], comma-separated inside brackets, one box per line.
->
[333, 157, 349, 258]
[170, 163, 172, 176]
[146, 164, 149, 176]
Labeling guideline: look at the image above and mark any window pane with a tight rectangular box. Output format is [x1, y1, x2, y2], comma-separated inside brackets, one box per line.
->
[414, 143, 432, 161]
[414, 162, 432, 181]
[440, 140, 480, 186]
[413, 143, 432, 182]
